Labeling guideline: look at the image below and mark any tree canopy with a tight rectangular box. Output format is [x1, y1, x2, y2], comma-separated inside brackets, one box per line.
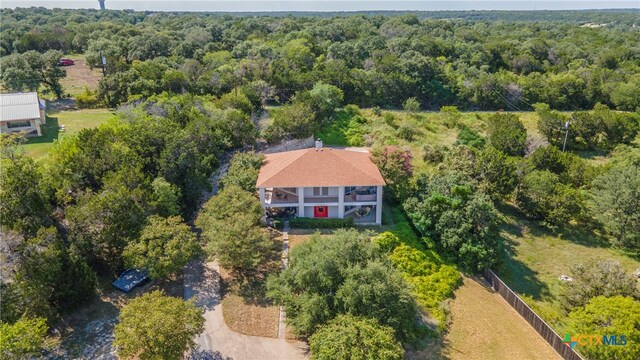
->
[114, 291, 204, 360]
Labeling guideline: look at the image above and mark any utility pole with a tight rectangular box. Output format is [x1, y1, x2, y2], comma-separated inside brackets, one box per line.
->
[562, 121, 570, 153]
[99, 50, 107, 77]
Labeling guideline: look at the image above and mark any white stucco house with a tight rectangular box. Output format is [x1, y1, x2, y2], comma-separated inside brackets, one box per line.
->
[0, 92, 46, 137]
[256, 141, 385, 225]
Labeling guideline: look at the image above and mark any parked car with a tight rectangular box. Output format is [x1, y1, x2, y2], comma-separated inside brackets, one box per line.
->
[58, 58, 74, 66]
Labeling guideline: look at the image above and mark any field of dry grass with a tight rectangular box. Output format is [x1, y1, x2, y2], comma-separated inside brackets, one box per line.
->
[59, 57, 102, 97]
[443, 277, 560, 360]
[218, 238, 282, 339]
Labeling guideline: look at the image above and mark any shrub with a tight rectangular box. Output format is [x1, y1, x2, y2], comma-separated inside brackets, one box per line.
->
[403, 97, 420, 113]
[567, 296, 640, 360]
[0, 316, 51, 359]
[76, 87, 102, 109]
[455, 126, 485, 149]
[422, 144, 446, 164]
[372, 232, 401, 253]
[372, 106, 382, 116]
[383, 112, 397, 128]
[344, 104, 361, 117]
[440, 106, 462, 129]
[289, 217, 354, 229]
[396, 123, 415, 141]
[563, 260, 639, 309]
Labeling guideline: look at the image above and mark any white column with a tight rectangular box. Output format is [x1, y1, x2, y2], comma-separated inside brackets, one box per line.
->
[338, 186, 345, 218]
[258, 188, 266, 207]
[375, 186, 383, 225]
[298, 187, 305, 218]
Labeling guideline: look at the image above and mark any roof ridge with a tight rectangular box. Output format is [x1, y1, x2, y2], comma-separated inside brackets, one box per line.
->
[259, 148, 310, 185]
[331, 149, 379, 184]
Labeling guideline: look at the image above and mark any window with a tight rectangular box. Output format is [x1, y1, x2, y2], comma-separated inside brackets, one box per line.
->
[313, 187, 329, 196]
[7, 121, 32, 129]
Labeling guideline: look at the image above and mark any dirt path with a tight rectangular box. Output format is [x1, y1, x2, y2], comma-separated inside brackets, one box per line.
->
[443, 277, 560, 360]
[184, 260, 308, 360]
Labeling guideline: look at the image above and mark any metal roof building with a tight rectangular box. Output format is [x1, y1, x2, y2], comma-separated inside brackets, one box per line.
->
[0, 92, 46, 136]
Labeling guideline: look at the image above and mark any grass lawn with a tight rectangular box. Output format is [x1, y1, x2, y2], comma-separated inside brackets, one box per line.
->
[23, 109, 116, 160]
[496, 203, 640, 332]
[440, 277, 560, 360]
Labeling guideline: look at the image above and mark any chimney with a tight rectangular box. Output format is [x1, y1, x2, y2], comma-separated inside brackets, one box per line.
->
[315, 138, 323, 150]
[98, 0, 106, 10]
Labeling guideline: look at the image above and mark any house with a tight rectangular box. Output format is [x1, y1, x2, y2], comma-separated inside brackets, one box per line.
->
[0, 92, 47, 137]
[256, 140, 386, 225]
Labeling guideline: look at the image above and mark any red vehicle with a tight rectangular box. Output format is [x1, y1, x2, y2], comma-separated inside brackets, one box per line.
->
[58, 58, 74, 66]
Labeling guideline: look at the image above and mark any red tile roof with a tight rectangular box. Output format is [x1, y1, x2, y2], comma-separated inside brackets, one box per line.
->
[256, 148, 386, 188]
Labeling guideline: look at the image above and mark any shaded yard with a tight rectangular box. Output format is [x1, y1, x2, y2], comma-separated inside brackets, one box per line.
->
[496, 203, 640, 332]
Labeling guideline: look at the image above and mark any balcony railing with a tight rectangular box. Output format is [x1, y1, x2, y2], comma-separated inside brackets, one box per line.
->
[344, 193, 377, 202]
[304, 196, 339, 203]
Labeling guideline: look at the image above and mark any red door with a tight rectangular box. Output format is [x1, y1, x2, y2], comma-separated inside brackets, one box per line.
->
[314, 206, 328, 218]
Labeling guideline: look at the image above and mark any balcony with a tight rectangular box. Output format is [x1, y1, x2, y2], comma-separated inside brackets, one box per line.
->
[344, 187, 377, 203]
[265, 189, 298, 204]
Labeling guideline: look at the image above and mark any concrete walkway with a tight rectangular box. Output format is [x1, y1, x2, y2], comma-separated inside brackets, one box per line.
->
[184, 259, 308, 360]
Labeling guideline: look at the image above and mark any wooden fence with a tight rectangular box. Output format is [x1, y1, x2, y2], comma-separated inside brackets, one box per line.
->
[482, 269, 584, 360]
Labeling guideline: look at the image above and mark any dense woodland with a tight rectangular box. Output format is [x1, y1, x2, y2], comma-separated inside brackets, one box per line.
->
[1, 8, 639, 111]
[1, 7, 639, 360]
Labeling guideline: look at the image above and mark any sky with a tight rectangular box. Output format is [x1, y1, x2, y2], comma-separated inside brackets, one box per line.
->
[1, 1, 638, 12]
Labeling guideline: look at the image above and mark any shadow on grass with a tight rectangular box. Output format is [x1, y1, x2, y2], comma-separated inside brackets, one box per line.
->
[498, 237, 552, 301]
[497, 202, 610, 249]
[25, 115, 60, 145]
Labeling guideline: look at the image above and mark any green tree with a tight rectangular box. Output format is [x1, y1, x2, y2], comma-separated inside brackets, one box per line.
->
[0, 317, 50, 359]
[486, 112, 527, 156]
[534, 103, 568, 148]
[151, 177, 182, 217]
[263, 102, 315, 144]
[567, 296, 640, 360]
[0, 149, 50, 236]
[455, 126, 485, 149]
[563, 260, 639, 309]
[66, 171, 148, 273]
[309, 315, 404, 360]
[590, 163, 640, 252]
[114, 291, 204, 360]
[220, 152, 265, 192]
[0, 50, 66, 98]
[515, 170, 585, 227]
[403, 175, 502, 272]
[123, 216, 200, 280]
[475, 146, 518, 200]
[267, 230, 420, 341]
[197, 185, 272, 272]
